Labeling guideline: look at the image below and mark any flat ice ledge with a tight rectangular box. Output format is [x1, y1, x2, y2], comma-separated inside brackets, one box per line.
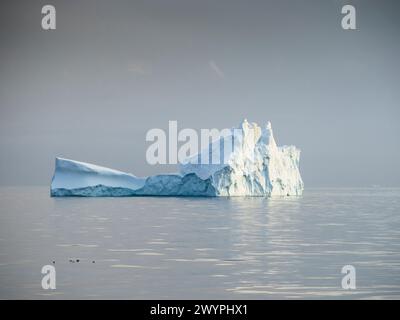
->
[51, 158, 216, 197]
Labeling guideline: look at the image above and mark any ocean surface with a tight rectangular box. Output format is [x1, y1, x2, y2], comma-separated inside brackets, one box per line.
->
[0, 187, 399, 299]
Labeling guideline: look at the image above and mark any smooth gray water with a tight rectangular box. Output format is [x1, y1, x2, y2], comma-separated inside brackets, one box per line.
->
[0, 187, 399, 299]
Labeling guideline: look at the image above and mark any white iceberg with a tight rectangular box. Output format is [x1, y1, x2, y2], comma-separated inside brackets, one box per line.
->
[51, 120, 303, 197]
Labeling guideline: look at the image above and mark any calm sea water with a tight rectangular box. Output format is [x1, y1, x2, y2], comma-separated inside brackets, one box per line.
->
[0, 187, 399, 299]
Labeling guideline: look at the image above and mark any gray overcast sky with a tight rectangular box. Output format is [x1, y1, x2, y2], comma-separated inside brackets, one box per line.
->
[0, 0, 399, 187]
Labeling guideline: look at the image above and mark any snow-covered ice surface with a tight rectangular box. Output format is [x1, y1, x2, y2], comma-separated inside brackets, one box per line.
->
[51, 158, 215, 197]
[51, 120, 303, 197]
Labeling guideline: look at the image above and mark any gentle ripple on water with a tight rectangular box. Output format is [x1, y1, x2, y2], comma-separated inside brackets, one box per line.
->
[0, 187, 399, 299]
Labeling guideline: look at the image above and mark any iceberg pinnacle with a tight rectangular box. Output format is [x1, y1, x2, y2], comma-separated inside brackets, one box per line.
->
[51, 120, 304, 197]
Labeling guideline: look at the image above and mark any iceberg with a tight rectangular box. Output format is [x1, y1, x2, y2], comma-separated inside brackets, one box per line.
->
[51, 120, 303, 197]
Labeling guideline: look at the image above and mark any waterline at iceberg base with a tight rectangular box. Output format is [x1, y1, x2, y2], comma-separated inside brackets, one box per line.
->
[50, 120, 304, 197]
